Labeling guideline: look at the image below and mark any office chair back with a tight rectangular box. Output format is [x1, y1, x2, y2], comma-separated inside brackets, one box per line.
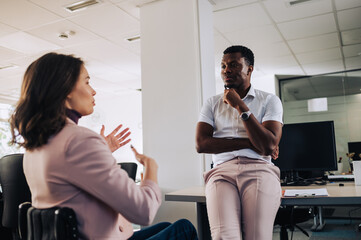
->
[18, 202, 79, 240]
[118, 162, 138, 181]
[274, 206, 312, 240]
[0, 154, 31, 235]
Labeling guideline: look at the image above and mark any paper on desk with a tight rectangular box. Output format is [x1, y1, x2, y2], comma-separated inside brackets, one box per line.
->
[284, 188, 329, 197]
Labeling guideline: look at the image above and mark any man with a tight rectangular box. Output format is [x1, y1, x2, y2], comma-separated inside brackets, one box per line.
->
[196, 45, 283, 240]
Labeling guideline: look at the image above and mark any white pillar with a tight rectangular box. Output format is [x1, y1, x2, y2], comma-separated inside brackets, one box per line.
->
[140, 0, 215, 226]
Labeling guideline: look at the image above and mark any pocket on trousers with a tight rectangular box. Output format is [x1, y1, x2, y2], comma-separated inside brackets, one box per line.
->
[203, 167, 217, 184]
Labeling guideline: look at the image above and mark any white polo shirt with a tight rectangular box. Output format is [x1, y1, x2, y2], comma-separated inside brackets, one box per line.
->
[198, 85, 283, 166]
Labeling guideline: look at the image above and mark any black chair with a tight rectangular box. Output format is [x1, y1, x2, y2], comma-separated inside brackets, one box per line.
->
[274, 206, 313, 240]
[0, 192, 13, 239]
[0, 153, 31, 239]
[118, 162, 138, 181]
[18, 202, 79, 240]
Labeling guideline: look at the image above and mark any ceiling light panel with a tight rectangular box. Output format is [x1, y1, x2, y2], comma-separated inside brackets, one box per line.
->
[68, 4, 139, 38]
[0, 64, 18, 71]
[263, 0, 332, 23]
[126, 35, 140, 42]
[28, 0, 98, 18]
[65, 0, 101, 12]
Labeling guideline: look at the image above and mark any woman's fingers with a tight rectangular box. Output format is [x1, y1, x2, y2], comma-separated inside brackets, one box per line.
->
[100, 125, 105, 137]
[118, 131, 131, 142]
[130, 145, 140, 157]
[110, 124, 123, 135]
[131, 145, 146, 164]
[116, 128, 130, 138]
[119, 139, 131, 147]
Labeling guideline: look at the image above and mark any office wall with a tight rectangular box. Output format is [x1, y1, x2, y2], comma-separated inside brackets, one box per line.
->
[79, 90, 143, 167]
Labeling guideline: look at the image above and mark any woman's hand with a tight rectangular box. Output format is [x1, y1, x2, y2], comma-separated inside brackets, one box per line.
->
[100, 124, 131, 152]
[130, 145, 157, 167]
[130, 145, 158, 183]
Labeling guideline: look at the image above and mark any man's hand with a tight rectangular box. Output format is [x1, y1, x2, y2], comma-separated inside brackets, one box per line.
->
[271, 146, 279, 160]
[223, 88, 242, 109]
[100, 124, 131, 153]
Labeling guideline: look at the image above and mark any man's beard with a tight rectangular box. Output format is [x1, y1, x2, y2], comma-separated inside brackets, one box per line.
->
[224, 83, 240, 89]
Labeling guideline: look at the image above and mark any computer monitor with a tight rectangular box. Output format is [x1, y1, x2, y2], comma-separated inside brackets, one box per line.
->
[272, 121, 337, 183]
[348, 142, 361, 160]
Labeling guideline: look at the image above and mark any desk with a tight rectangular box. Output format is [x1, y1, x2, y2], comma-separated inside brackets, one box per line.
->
[165, 182, 361, 240]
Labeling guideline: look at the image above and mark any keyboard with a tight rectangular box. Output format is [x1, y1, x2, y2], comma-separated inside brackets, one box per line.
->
[327, 174, 354, 182]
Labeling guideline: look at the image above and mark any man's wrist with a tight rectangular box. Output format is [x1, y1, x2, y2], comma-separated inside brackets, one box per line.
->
[240, 111, 251, 121]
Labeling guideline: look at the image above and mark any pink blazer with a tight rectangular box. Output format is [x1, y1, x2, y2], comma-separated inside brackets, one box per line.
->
[23, 119, 162, 239]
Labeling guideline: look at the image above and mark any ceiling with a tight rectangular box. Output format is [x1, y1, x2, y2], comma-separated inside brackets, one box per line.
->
[0, 0, 361, 105]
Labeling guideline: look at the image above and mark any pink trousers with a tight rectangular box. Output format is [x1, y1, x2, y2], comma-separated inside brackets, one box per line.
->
[203, 157, 281, 240]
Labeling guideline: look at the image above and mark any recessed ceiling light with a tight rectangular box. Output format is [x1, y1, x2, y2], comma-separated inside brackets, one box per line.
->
[0, 64, 18, 71]
[58, 31, 75, 40]
[126, 35, 140, 42]
[286, 0, 313, 7]
[65, 0, 101, 12]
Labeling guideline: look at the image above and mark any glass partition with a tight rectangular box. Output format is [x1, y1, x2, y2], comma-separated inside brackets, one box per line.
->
[278, 69, 361, 174]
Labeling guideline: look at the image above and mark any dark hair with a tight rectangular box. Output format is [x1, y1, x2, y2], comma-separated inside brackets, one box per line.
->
[223, 45, 254, 66]
[10, 52, 84, 150]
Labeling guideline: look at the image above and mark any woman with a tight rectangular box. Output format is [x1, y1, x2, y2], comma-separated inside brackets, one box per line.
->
[10, 52, 197, 240]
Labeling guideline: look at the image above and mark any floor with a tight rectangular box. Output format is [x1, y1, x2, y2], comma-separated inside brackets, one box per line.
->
[272, 214, 361, 240]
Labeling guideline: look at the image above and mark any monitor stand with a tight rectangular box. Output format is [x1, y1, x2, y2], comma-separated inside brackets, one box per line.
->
[281, 171, 312, 186]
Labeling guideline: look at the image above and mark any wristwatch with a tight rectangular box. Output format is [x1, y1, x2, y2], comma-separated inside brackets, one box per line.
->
[240, 111, 251, 121]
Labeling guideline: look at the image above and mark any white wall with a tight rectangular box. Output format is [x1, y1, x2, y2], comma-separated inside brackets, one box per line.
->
[79, 90, 143, 177]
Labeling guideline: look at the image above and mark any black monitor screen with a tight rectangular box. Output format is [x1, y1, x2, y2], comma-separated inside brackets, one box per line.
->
[348, 142, 361, 160]
[273, 121, 337, 172]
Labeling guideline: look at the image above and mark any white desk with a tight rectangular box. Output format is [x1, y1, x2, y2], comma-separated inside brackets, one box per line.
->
[165, 182, 361, 240]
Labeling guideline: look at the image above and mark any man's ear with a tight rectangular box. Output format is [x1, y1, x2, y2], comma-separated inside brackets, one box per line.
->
[247, 65, 254, 75]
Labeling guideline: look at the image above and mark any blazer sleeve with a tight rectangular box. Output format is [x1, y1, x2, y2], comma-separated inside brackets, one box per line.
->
[64, 127, 162, 226]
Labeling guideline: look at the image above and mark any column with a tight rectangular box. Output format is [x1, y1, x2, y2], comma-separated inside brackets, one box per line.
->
[139, 0, 215, 227]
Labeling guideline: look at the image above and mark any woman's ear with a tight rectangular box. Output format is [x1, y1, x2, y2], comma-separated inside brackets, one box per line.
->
[64, 94, 72, 109]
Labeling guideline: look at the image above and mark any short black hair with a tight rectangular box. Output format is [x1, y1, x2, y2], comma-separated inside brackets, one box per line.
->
[223, 45, 254, 66]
